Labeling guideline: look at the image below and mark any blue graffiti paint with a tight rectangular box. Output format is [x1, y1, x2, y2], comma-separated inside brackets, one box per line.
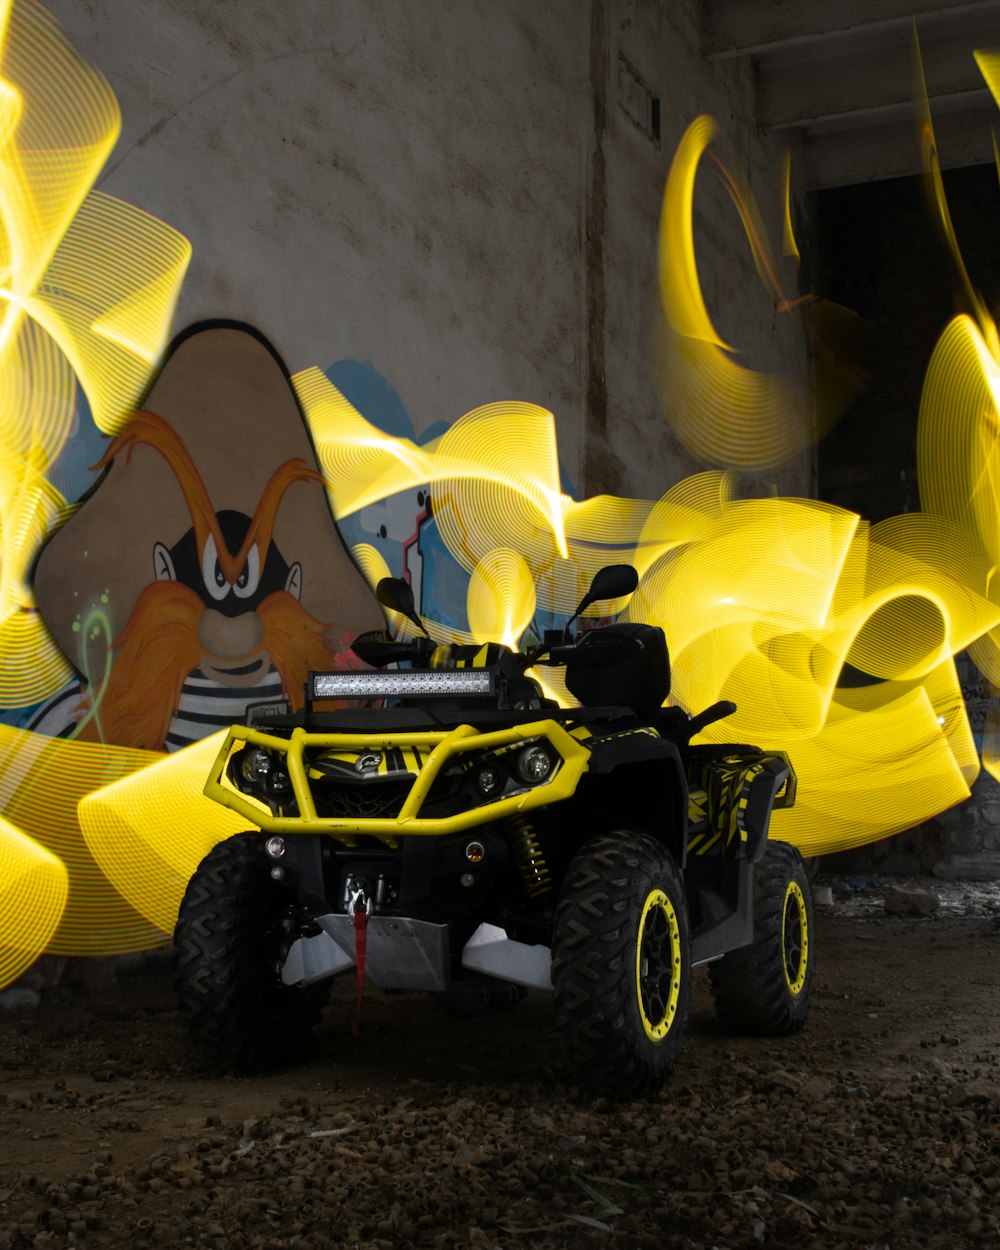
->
[47, 386, 107, 509]
[0, 386, 103, 727]
[323, 358, 572, 641]
[325, 360, 418, 442]
[322, 361, 467, 629]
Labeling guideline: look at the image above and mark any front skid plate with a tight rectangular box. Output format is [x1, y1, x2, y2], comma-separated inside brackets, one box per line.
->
[293, 913, 452, 992]
[281, 917, 554, 994]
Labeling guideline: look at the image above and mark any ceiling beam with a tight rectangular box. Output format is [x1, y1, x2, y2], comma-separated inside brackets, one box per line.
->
[757, 24, 995, 127]
[766, 87, 994, 133]
[801, 99, 999, 187]
[703, 0, 1000, 60]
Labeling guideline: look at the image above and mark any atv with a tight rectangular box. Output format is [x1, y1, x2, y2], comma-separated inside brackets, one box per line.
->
[173, 564, 813, 1097]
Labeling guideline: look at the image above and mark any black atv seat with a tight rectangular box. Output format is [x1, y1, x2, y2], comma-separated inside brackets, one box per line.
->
[564, 623, 669, 720]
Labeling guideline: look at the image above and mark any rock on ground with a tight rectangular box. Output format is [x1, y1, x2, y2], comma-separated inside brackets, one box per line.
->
[883, 885, 941, 916]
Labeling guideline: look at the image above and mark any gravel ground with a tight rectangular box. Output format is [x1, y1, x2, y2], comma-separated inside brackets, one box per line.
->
[1, 886, 999, 1250]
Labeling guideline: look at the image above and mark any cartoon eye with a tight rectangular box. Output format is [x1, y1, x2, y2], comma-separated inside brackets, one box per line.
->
[201, 533, 229, 602]
[233, 545, 261, 600]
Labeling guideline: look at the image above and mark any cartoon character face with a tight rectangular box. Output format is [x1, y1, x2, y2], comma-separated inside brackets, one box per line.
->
[155, 509, 301, 687]
[32, 324, 384, 750]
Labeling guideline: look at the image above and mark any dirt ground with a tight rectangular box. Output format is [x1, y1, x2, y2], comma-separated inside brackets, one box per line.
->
[1, 881, 999, 1250]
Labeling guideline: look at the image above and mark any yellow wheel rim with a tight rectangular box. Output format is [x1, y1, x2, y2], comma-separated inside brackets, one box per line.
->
[782, 880, 809, 995]
[635, 888, 682, 1041]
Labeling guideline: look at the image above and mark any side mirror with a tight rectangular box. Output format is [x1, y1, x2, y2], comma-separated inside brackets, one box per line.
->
[585, 564, 638, 607]
[565, 564, 638, 637]
[375, 577, 428, 637]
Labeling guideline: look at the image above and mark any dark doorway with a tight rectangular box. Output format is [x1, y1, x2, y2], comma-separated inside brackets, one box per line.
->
[813, 164, 1000, 522]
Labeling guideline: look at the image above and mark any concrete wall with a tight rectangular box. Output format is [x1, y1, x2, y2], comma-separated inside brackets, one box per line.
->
[50, 0, 813, 504]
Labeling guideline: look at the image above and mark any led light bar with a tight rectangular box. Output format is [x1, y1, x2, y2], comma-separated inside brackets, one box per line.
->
[312, 669, 495, 700]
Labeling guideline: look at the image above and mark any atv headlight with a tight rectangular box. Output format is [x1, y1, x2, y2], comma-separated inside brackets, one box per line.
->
[240, 747, 272, 784]
[475, 764, 503, 797]
[516, 744, 553, 784]
[458, 738, 560, 805]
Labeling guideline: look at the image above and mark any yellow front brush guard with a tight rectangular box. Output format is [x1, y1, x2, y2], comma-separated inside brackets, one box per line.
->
[204, 720, 592, 847]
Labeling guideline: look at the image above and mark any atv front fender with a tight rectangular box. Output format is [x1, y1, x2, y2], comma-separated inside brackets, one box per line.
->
[571, 731, 688, 865]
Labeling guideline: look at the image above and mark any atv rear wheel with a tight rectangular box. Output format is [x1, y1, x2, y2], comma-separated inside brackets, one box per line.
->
[173, 833, 330, 1069]
[709, 839, 814, 1035]
[551, 831, 690, 1097]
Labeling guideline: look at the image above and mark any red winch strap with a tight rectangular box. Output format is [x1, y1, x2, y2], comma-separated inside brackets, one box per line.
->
[351, 908, 367, 1038]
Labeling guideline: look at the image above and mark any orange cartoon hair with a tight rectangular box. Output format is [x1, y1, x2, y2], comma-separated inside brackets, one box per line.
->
[75, 580, 205, 750]
[76, 585, 341, 751]
[94, 410, 325, 584]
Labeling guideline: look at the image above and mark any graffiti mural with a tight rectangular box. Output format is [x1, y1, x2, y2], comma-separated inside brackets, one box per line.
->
[31, 324, 383, 751]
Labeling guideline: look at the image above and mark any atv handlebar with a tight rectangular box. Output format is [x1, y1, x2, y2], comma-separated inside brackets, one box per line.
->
[344, 628, 738, 732]
[350, 631, 437, 667]
[352, 629, 641, 675]
[537, 633, 640, 669]
[686, 700, 738, 736]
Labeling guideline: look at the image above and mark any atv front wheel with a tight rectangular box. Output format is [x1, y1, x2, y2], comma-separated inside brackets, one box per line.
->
[551, 831, 691, 1097]
[173, 833, 330, 1069]
[709, 839, 814, 1035]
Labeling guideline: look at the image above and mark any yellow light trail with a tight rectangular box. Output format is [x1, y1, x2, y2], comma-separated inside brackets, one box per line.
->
[0, 723, 167, 952]
[77, 731, 249, 936]
[0, 0, 190, 978]
[654, 115, 868, 473]
[915, 37, 1000, 784]
[1, 4, 999, 986]
[0, 813, 66, 988]
[0, 0, 189, 640]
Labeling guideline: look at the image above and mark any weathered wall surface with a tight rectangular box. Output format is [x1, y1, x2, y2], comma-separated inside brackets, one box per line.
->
[49, 0, 813, 503]
[593, 1, 812, 499]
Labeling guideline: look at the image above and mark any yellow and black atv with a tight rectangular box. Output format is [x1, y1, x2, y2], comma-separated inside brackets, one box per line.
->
[173, 565, 812, 1097]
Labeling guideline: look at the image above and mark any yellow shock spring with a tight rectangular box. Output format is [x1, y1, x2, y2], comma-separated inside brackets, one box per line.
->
[506, 817, 552, 898]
